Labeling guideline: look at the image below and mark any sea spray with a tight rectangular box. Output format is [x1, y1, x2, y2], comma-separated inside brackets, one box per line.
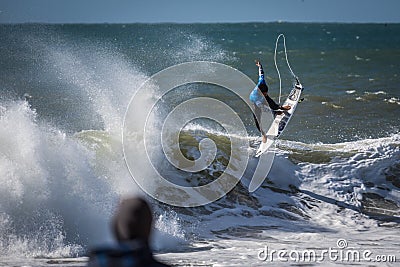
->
[0, 100, 113, 256]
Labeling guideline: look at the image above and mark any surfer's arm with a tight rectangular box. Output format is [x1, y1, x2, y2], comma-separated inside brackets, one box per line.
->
[256, 61, 265, 84]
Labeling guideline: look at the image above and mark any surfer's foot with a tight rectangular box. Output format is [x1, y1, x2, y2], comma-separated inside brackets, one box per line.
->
[280, 105, 291, 110]
[262, 134, 267, 143]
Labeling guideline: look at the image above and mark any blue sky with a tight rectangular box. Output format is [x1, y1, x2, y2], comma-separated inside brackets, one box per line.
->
[0, 0, 399, 23]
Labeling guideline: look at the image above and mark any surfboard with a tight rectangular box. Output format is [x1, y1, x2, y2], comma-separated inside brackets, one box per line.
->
[255, 137, 274, 157]
[255, 80, 303, 157]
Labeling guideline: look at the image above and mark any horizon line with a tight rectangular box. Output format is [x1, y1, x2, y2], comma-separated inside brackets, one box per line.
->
[1, 20, 399, 25]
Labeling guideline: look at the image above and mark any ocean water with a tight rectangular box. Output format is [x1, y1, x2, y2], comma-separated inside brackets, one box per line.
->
[0, 23, 399, 266]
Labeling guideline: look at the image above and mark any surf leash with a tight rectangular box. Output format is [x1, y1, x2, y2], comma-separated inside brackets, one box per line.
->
[274, 34, 298, 104]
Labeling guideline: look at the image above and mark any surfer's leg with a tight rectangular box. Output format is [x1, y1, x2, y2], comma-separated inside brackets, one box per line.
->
[252, 105, 262, 132]
[264, 94, 281, 110]
[264, 94, 291, 111]
[253, 105, 267, 143]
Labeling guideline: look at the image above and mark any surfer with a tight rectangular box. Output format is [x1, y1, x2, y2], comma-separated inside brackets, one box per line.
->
[250, 60, 291, 143]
